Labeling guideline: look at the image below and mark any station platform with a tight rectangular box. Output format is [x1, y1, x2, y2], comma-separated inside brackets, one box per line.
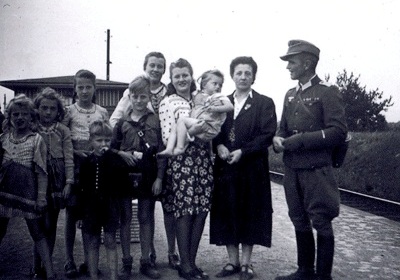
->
[0, 182, 399, 279]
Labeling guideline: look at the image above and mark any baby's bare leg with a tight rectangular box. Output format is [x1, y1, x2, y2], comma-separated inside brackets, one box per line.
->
[157, 121, 179, 158]
[174, 118, 203, 156]
[187, 119, 206, 136]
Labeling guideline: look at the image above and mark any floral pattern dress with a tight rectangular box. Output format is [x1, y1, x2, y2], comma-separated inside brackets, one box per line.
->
[159, 93, 213, 218]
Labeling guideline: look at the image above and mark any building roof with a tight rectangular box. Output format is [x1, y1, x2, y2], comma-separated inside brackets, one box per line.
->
[0, 76, 128, 91]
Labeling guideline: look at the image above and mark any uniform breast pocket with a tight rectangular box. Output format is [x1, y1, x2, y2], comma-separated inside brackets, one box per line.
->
[304, 99, 320, 107]
[304, 99, 322, 115]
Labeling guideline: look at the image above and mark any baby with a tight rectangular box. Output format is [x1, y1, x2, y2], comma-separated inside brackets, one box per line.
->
[158, 69, 233, 157]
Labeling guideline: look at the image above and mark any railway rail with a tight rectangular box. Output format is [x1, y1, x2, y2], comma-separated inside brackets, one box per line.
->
[269, 170, 400, 223]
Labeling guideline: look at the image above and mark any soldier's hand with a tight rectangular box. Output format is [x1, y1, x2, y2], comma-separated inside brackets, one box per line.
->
[283, 134, 304, 151]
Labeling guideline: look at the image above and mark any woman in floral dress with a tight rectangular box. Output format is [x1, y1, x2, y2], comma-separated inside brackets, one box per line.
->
[158, 58, 213, 280]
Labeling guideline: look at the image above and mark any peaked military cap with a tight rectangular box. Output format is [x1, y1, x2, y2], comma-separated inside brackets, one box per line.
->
[280, 40, 320, 60]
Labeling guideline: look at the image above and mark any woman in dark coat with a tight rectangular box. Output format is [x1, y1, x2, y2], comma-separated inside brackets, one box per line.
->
[210, 56, 277, 280]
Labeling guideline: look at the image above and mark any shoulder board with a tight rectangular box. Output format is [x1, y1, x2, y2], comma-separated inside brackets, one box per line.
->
[319, 80, 332, 87]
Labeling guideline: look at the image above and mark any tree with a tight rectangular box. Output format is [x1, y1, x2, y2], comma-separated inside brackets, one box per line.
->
[328, 70, 393, 132]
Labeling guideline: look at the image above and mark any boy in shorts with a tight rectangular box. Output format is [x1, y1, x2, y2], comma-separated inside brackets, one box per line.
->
[78, 120, 131, 280]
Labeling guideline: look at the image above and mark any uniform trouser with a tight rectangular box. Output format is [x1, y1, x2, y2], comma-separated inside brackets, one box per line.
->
[283, 165, 340, 236]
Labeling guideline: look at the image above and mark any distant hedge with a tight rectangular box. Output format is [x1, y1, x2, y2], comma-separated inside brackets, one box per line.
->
[268, 131, 400, 202]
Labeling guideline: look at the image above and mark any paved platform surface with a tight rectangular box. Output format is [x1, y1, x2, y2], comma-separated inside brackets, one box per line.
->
[1, 182, 399, 279]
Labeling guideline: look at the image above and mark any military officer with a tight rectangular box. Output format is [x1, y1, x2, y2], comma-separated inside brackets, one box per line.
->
[273, 40, 347, 280]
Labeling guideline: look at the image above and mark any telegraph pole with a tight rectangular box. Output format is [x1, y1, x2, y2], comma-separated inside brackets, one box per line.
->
[106, 29, 111, 80]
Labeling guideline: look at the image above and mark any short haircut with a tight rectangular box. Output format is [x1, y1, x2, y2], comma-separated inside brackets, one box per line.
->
[229, 56, 258, 84]
[128, 75, 151, 95]
[143, 52, 166, 74]
[34, 87, 65, 122]
[299, 53, 319, 71]
[89, 120, 113, 139]
[197, 69, 224, 90]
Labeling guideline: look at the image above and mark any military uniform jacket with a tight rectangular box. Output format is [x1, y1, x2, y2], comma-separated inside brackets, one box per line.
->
[276, 76, 347, 169]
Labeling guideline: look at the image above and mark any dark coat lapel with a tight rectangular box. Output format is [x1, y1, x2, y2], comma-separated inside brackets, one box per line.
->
[230, 90, 256, 120]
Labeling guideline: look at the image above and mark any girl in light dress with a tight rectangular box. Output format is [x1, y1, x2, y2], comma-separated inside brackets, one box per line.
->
[0, 95, 56, 280]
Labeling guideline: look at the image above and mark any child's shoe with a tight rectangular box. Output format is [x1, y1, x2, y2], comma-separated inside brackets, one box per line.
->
[78, 262, 89, 277]
[119, 256, 133, 278]
[140, 259, 161, 279]
[150, 253, 157, 267]
[79, 262, 101, 277]
[64, 261, 78, 278]
[29, 266, 46, 279]
[168, 253, 181, 270]
[46, 274, 57, 280]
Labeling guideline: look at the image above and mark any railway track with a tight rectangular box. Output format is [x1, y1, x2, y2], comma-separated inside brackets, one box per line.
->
[269, 170, 400, 223]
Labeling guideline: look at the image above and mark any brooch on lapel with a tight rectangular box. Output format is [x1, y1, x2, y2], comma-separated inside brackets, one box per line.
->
[244, 104, 251, 110]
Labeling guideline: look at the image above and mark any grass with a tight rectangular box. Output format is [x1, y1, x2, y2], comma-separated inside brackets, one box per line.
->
[268, 131, 400, 202]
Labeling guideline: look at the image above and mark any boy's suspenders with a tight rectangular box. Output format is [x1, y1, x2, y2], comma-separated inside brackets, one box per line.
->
[125, 114, 151, 151]
[137, 129, 150, 150]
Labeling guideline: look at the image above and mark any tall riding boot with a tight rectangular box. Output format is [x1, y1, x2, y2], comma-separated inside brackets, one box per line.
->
[275, 230, 315, 280]
[297, 230, 315, 274]
[316, 234, 334, 280]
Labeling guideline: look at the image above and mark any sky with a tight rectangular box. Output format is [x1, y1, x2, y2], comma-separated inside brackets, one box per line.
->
[1, 0, 399, 122]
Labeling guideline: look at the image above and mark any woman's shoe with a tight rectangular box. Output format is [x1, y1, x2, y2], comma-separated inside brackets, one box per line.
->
[178, 269, 197, 280]
[168, 253, 181, 270]
[192, 267, 209, 279]
[215, 263, 241, 278]
[177, 267, 193, 280]
[239, 264, 254, 280]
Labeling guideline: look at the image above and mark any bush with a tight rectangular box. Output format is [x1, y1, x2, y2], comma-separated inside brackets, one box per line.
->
[268, 131, 400, 202]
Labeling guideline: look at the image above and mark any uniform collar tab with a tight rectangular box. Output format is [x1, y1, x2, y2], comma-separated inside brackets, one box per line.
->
[298, 74, 319, 91]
